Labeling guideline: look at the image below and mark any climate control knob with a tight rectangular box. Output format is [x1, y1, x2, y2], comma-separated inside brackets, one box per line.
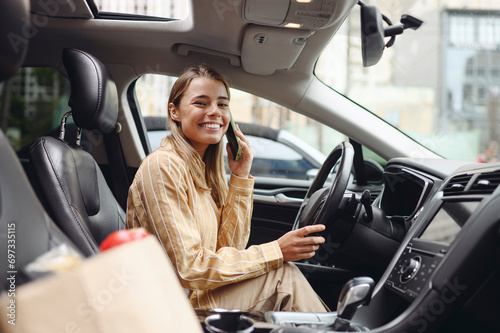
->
[400, 256, 421, 283]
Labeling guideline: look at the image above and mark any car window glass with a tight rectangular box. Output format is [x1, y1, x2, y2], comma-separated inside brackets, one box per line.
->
[94, 0, 189, 19]
[0, 68, 71, 154]
[135, 74, 344, 154]
[134, 73, 386, 178]
[316, 3, 500, 162]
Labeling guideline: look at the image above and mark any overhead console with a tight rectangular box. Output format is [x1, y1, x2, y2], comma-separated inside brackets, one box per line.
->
[239, 0, 357, 75]
[242, 0, 357, 30]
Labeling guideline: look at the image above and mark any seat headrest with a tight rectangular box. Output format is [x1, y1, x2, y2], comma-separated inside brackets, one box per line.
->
[0, 0, 30, 81]
[62, 48, 118, 134]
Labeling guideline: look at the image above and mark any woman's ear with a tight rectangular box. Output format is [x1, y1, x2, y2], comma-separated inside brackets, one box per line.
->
[169, 103, 180, 122]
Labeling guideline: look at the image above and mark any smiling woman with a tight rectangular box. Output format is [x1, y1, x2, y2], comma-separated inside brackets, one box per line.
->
[126, 64, 329, 313]
[168, 75, 231, 158]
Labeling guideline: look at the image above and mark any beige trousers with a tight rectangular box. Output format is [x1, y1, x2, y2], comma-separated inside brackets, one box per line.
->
[211, 263, 329, 314]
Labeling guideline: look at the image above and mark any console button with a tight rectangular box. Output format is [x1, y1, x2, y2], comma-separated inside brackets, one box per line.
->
[400, 256, 421, 283]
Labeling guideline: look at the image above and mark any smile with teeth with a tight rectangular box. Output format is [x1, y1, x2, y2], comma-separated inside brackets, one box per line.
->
[200, 123, 222, 130]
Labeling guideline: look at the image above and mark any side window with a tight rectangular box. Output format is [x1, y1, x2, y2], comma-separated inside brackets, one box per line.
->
[247, 135, 317, 180]
[0, 68, 71, 155]
[134, 74, 386, 180]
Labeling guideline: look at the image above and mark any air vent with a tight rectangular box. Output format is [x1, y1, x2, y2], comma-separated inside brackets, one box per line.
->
[469, 171, 500, 195]
[370, 190, 380, 204]
[443, 174, 472, 196]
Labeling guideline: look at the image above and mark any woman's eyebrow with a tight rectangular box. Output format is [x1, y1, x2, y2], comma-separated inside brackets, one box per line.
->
[192, 95, 229, 101]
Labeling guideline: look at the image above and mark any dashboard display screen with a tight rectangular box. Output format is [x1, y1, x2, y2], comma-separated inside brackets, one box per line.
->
[419, 201, 481, 245]
[381, 171, 427, 217]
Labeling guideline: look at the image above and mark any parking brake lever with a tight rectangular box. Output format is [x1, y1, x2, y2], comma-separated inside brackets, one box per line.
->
[330, 277, 375, 332]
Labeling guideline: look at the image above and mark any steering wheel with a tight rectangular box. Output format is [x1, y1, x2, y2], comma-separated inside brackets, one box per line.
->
[292, 141, 355, 230]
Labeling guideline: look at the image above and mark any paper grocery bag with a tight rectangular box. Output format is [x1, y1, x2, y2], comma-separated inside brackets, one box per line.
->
[0, 236, 203, 333]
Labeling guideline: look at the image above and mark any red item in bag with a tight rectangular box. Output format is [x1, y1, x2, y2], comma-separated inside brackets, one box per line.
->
[99, 228, 150, 251]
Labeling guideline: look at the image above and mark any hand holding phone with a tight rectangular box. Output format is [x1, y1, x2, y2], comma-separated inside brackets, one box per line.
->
[226, 113, 242, 162]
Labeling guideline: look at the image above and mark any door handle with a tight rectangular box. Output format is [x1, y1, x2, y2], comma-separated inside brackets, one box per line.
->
[274, 193, 303, 204]
[253, 193, 302, 205]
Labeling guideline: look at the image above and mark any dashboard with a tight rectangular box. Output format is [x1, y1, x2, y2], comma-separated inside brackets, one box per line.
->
[353, 158, 500, 332]
[268, 158, 500, 332]
[258, 158, 500, 333]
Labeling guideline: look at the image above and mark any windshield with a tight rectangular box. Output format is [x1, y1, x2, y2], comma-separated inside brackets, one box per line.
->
[316, 1, 500, 162]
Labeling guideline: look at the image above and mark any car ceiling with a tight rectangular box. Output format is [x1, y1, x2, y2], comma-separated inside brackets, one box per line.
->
[23, 0, 439, 162]
[24, 0, 356, 106]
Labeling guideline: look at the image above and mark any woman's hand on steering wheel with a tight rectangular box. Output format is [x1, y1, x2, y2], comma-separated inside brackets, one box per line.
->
[277, 224, 326, 262]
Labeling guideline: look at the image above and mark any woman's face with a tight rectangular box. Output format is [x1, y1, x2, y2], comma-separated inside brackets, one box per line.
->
[170, 77, 230, 157]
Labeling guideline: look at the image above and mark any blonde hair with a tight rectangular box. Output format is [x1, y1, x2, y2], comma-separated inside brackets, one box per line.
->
[166, 64, 230, 207]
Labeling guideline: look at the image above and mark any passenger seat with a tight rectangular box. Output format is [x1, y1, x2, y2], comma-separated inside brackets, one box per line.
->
[29, 49, 126, 257]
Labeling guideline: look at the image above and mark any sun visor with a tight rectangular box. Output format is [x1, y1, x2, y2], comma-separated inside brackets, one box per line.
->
[241, 25, 314, 75]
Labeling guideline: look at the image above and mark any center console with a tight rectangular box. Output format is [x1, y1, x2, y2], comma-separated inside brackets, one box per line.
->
[386, 199, 481, 301]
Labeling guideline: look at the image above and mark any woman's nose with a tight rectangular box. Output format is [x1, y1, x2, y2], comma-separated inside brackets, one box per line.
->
[207, 102, 221, 116]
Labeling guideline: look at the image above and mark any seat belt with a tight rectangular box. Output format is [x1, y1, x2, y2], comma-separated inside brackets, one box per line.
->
[103, 130, 129, 210]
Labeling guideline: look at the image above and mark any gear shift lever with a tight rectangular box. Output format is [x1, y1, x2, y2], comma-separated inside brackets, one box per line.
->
[330, 277, 375, 331]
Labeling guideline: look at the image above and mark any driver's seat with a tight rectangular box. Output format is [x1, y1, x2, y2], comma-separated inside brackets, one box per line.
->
[29, 48, 126, 257]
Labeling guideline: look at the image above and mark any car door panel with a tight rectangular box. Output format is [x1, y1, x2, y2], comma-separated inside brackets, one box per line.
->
[250, 178, 364, 309]
[248, 178, 310, 246]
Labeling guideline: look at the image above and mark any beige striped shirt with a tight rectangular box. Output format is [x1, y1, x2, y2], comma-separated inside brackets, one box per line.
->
[126, 140, 283, 309]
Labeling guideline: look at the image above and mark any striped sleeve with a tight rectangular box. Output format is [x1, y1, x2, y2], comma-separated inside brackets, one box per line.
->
[217, 173, 254, 249]
[126, 150, 283, 291]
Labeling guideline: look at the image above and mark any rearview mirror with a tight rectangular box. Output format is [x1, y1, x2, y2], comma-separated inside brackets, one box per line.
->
[359, 2, 423, 67]
[360, 4, 385, 67]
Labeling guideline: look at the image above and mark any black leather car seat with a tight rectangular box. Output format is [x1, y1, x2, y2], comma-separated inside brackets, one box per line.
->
[29, 48, 126, 257]
[0, 0, 30, 82]
[0, 0, 83, 289]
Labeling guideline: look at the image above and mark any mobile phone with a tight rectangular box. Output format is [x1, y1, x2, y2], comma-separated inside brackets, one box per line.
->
[226, 113, 242, 162]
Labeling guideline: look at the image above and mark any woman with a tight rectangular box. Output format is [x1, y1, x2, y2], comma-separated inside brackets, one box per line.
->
[126, 64, 328, 313]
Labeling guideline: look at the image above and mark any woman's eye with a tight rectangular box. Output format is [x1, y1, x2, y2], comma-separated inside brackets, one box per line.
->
[194, 101, 206, 106]
[219, 103, 228, 107]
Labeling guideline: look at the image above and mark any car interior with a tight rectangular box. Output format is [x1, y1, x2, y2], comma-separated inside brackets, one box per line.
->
[1, 0, 500, 332]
